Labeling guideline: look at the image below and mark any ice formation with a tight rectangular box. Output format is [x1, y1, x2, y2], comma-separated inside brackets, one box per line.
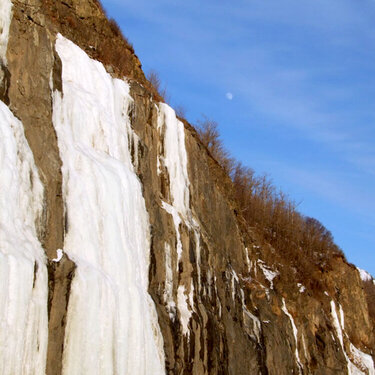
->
[0, 100, 48, 375]
[157, 102, 202, 336]
[163, 242, 176, 318]
[52, 34, 165, 375]
[157, 103, 190, 216]
[282, 298, 303, 374]
[330, 300, 374, 375]
[297, 283, 306, 293]
[258, 260, 278, 289]
[0, 0, 12, 63]
[177, 285, 194, 336]
[52, 249, 64, 262]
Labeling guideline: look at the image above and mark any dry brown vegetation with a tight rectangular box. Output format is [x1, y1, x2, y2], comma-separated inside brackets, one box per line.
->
[195, 117, 344, 290]
[363, 280, 375, 320]
[147, 70, 170, 103]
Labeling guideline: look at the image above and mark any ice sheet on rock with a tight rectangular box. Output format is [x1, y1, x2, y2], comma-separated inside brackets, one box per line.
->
[350, 344, 375, 375]
[330, 300, 374, 375]
[0, 0, 12, 63]
[157, 102, 204, 338]
[230, 269, 240, 300]
[282, 298, 302, 374]
[53, 34, 165, 375]
[0, 100, 48, 375]
[243, 308, 261, 343]
[162, 201, 183, 267]
[258, 260, 278, 289]
[163, 243, 176, 319]
[157, 103, 190, 216]
[177, 285, 193, 336]
[245, 247, 251, 272]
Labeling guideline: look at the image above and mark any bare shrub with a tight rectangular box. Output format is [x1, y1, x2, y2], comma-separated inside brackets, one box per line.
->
[175, 105, 187, 119]
[109, 18, 122, 37]
[195, 116, 235, 174]
[194, 115, 344, 289]
[147, 70, 170, 103]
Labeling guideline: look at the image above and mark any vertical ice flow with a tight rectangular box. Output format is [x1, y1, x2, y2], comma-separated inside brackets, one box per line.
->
[157, 103, 190, 216]
[0, 101, 48, 375]
[0, 0, 12, 63]
[53, 34, 165, 375]
[330, 300, 374, 375]
[282, 298, 302, 374]
[157, 103, 199, 336]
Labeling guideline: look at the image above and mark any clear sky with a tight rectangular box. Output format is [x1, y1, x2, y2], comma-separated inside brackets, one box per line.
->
[101, 0, 375, 276]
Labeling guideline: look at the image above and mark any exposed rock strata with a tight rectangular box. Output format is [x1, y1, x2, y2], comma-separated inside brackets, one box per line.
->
[0, 0, 374, 374]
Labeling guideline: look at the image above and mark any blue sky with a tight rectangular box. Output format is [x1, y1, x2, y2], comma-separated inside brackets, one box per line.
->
[101, 0, 375, 276]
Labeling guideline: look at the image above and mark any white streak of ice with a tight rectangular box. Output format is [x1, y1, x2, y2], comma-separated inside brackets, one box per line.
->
[245, 247, 251, 272]
[161, 201, 183, 268]
[177, 285, 192, 336]
[282, 298, 303, 374]
[0, 0, 12, 63]
[258, 260, 278, 289]
[157, 103, 190, 216]
[52, 249, 64, 263]
[163, 242, 176, 319]
[0, 100, 48, 375]
[330, 300, 374, 375]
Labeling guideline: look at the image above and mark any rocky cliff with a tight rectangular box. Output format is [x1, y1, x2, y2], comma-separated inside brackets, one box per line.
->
[0, 1, 374, 374]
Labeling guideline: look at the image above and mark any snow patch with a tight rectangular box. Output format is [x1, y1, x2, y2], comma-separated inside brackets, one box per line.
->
[297, 283, 306, 293]
[53, 34, 165, 375]
[357, 267, 373, 283]
[0, 100, 48, 374]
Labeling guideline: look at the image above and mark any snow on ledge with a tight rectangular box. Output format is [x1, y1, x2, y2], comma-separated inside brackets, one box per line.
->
[357, 267, 374, 283]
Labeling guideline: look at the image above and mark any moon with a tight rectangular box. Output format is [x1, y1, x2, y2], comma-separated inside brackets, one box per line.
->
[226, 92, 233, 100]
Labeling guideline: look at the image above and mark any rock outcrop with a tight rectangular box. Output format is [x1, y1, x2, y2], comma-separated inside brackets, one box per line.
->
[0, 1, 374, 374]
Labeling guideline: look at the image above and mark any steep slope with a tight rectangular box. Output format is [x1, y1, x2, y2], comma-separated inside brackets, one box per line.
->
[0, 1, 374, 374]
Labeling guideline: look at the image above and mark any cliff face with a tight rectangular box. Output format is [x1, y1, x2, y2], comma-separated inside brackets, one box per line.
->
[0, 1, 374, 374]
